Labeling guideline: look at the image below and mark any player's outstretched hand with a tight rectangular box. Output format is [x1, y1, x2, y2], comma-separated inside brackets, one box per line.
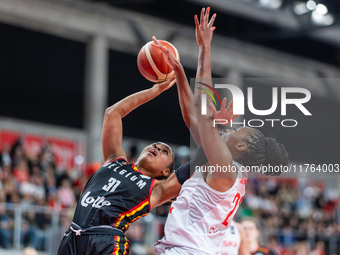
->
[151, 36, 181, 72]
[153, 76, 176, 94]
[195, 7, 216, 48]
[209, 98, 240, 126]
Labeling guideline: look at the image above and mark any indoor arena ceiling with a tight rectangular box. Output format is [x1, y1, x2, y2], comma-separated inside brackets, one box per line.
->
[86, 0, 340, 66]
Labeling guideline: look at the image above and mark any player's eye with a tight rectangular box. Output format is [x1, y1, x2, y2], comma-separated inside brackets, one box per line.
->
[163, 149, 168, 155]
[233, 128, 236, 132]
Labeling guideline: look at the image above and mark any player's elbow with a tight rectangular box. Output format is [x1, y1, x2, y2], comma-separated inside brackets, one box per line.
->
[104, 105, 121, 119]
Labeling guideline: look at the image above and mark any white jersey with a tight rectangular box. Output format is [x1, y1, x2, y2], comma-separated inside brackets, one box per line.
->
[220, 221, 241, 255]
[155, 162, 247, 255]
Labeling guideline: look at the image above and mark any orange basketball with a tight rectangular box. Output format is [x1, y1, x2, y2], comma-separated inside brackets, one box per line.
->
[137, 40, 180, 83]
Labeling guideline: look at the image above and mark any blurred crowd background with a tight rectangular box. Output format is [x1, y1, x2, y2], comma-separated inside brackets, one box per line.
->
[0, 139, 339, 254]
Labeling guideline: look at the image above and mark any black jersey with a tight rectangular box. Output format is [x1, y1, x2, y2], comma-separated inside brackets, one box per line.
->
[72, 158, 155, 232]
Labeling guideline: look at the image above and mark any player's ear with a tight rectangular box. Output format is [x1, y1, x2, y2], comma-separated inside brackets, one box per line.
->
[162, 168, 170, 177]
[235, 142, 247, 152]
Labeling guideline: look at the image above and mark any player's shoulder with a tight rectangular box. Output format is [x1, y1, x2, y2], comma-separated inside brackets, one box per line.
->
[104, 156, 128, 165]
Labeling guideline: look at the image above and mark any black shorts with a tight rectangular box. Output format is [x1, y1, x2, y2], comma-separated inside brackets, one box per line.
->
[58, 222, 129, 255]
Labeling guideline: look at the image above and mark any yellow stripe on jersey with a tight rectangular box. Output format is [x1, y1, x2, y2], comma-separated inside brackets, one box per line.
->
[113, 236, 120, 255]
[114, 200, 149, 228]
[130, 212, 149, 223]
[123, 237, 129, 255]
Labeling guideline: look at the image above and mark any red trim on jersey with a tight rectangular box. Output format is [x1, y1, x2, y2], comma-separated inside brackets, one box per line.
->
[123, 237, 129, 255]
[112, 197, 149, 226]
[131, 162, 147, 176]
[148, 179, 155, 211]
[113, 236, 119, 255]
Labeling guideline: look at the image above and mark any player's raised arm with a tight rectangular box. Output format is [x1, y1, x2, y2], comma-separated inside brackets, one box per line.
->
[151, 37, 201, 146]
[102, 77, 176, 163]
[194, 7, 238, 191]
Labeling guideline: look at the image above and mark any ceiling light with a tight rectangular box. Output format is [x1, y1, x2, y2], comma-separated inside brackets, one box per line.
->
[315, 4, 328, 15]
[311, 11, 334, 26]
[306, 0, 316, 11]
[259, 0, 283, 9]
[293, 2, 309, 15]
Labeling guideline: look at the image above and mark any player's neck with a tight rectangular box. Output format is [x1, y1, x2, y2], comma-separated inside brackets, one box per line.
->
[134, 163, 150, 176]
[249, 241, 259, 253]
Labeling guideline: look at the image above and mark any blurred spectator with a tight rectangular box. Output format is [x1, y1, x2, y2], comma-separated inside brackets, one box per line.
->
[13, 159, 30, 184]
[57, 179, 76, 208]
[241, 217, 277, 255]
[10, 140, 24, 168]
[125, 221, 154, 255]
[295, 241, 309, 255]
[21, 211, 40, 249]
[22, 247, 38, 255]
[0, 143, 12, 167]
[0, 204, 11, 248]
[311, 241, 326, 255]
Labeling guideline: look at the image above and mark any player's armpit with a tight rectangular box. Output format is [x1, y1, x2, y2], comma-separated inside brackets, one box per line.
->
[149, 173, 181, 210]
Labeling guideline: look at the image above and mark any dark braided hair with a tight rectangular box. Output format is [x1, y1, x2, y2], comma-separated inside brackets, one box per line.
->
[239, 128, 288, 176]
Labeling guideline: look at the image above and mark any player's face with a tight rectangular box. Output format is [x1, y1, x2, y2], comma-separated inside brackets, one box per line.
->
[219, 127, 250, 149]
[241, 220, 260, 243]
[136, 142, 173, 178]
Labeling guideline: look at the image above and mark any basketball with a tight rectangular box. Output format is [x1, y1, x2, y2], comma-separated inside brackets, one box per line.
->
[137, 40, 180, 83]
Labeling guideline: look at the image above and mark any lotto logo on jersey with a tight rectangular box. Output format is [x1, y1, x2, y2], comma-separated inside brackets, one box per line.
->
[80, 191, 111, 208]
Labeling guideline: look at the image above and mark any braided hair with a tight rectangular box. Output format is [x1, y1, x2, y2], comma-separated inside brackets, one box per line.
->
[239, 128, 288, 176]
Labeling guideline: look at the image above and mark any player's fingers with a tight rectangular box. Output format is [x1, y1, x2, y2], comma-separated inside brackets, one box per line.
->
[156, 45, 169, 57]
[194, 14, 199, 28]
[200, 8, 205, 25]
[163, 46, 175, 60]
[152, 36, 161, 46]
[232, 114, 240, 121]
[205, 7, 210, 23]
[227, 99, 233, 112]
[164, 46, 171, 54]
[169, 77, 177, 87]
[209, 13, 217, 27]
[221, 98, 227, 110]
[151, 42, 162, 49]
[163, 77, 176, 91]
[157, 76, 175, 89]
[209, 103, 218, 117]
